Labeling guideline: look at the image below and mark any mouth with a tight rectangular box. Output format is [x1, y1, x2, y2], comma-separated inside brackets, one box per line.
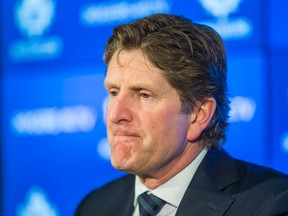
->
[114, 133, 140, 138]
[112, 128, 141, 137]
[111, 129, 142, 144]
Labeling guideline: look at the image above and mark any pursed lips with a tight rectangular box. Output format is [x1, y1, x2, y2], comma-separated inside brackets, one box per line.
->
[112, 128, 141, 138]
[111, 131, 142, 145]
[114, 132, 140, 138]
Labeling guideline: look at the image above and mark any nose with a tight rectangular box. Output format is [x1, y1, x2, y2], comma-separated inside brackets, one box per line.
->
[107, 95, 133, 124]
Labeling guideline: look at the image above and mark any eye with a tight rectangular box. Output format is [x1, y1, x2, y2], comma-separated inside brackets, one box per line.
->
[109, 90, 118, 97]
[140, 93, 151, 99]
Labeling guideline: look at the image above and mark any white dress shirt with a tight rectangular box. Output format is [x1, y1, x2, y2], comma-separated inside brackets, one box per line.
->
[132, 148, 207, 216]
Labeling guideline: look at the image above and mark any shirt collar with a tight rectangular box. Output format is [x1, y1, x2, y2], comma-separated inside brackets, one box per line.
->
[134, 148, 207, 207]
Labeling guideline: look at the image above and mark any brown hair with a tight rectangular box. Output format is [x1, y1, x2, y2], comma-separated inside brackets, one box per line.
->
[104, 14, 230, 148]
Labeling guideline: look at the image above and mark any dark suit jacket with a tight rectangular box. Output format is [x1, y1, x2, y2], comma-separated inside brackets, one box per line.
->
[75, 148, 288, 216]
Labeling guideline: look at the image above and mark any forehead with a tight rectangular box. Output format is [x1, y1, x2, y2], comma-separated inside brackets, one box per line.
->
[105, 50, 166, 85]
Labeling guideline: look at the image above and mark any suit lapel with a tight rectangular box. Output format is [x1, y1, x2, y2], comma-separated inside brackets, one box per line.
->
[112, 175, 135, 216]
[176, 148, 240, 216]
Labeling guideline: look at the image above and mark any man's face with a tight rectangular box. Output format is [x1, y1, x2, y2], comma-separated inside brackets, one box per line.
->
[104, 50, 193, 178]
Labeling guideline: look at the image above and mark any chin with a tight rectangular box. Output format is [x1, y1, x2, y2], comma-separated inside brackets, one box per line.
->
[111, 156, 129, 170]
[111, 158, 138, 173]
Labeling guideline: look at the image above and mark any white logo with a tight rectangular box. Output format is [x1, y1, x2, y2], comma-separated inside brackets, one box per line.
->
[15, 0, 55, 38]
[10, 0, 62, 61]
[199, 0, 242, 19]
[11, 105, 96, 136]
[17, 187, 59, 216]
[80, 0, 171, 26]
[198, 0, 252, 40]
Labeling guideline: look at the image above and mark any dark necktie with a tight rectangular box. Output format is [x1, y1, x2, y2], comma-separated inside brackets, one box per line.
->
[138, 192, 166, 216]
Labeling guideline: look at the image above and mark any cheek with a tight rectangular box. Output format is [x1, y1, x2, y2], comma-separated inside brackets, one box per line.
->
[140, 115, 172, 149]
[146, 112, 178, 133]
[145, 112, 189, 146]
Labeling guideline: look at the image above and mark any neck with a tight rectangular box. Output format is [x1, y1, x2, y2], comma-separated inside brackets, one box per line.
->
[137, 144, 204, 189]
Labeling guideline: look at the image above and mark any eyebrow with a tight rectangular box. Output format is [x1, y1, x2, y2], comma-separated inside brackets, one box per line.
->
[104, 79, 118, 89]
[128, 84, 155, 91]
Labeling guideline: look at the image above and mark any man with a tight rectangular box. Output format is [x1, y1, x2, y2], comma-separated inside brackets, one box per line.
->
[75, 14, 288, 216]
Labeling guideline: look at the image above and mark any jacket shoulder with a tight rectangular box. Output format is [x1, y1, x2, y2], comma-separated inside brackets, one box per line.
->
[234, 158, 288, 188]
[74, 174, 135, 216]
[217, 151, 288, 215]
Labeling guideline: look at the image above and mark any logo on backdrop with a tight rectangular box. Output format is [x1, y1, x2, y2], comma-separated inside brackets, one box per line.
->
[17, 187, 59, 216]
[80, 0, 172, 26]
[15, 0, 54, 38]
[198, 0, 252, 40]
[10, 0, 63, 62]
[11, 105, 96, 136]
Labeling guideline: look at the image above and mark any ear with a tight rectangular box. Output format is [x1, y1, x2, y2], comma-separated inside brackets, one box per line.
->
[187, 97, 216, 142]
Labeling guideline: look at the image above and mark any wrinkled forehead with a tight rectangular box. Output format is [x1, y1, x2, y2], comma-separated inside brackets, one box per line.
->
[106, 49, 164, 76]
[104, 50, 176, 94]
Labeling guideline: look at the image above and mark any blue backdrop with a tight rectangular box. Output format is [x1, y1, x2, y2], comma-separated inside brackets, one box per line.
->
[1, 0, 288, 215]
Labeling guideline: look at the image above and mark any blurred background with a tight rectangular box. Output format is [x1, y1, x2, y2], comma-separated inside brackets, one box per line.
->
[0, 0, 288, 215]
